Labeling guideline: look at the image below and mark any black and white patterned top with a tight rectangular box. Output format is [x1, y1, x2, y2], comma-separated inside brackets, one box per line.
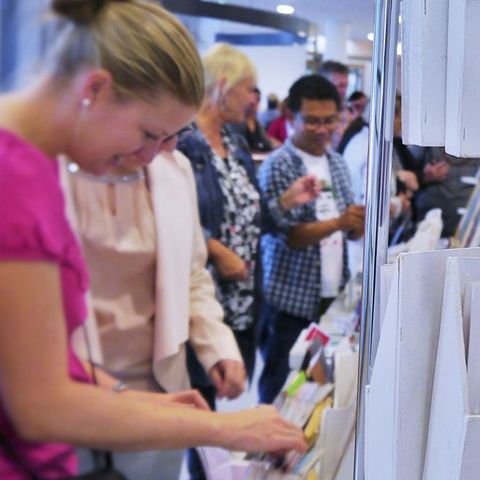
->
[211, 128, 261, 331]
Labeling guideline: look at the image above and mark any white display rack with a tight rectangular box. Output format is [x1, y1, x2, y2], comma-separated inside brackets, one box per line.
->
[364, 248, 480, 480]
[357, 0, 480, 477]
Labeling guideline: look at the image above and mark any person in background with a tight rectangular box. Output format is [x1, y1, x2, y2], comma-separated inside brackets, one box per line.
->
[318, 61, 350, 104]
[337, 91, 369, 155]
[257, 74, 365, 404]
[267, 97, 293, 146]
[177, 43, 319, 479]
[343, 123, 416, 276]
[177, 43, 262, 395]
[318, 60, 352, 149]
[235, 86, 273, 153]
[414, 149, 479, 238]
[258, 92, 281, 130]
[178, 44, 320, 384]
[391, 94, 478, 239]
[348, 90, 369, 121]
[0, 2, 307, 478]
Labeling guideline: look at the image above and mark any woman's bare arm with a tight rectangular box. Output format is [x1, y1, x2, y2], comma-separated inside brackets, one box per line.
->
[0, 261, 306, 453]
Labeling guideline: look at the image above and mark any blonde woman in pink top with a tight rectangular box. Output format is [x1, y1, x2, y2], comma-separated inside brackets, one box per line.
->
[0, 1, 307, 478]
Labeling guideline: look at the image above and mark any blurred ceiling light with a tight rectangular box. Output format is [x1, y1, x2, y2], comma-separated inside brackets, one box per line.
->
[276, 4, 295, 14]
[367, 32, 374, 41]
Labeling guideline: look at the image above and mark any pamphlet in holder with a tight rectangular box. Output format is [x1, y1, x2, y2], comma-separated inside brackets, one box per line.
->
[423, 258, 480, 480]
[364, 248, 480, 480]
[318, 350, 357, 480]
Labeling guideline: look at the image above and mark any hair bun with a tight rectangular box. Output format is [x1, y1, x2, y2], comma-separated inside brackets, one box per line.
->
[52, 0, 110, 23]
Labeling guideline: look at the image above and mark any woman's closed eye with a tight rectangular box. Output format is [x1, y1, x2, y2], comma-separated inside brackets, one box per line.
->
[144, 130, 159, 142]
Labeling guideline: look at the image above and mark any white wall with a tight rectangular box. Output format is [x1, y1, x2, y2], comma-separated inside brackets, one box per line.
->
[236, 42, 372, 108]
[237, 45, 309, 102]
[178, 16, 374, 107]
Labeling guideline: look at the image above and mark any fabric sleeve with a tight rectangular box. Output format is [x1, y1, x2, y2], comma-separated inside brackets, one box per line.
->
[258, 156, 313, 232]
[177, 153, 242, 372]
[0, 158, 65, 264]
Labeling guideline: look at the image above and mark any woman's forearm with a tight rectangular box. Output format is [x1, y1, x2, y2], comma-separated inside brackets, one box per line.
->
[17, 381, 222, 451]
[0, 262, 306, 456]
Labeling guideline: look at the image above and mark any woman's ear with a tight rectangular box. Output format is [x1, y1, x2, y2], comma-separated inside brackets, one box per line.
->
[210, 77, 228, 109]
[79, 69, 114, 107]
[216, 77, 229, 104]
[218, 77, 227, 97]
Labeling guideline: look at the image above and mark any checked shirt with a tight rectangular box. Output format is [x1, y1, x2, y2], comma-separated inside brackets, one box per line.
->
[258, 138, 354, 320]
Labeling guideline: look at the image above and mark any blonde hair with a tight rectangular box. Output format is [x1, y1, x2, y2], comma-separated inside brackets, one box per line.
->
[46, 0, 204, 106]
[202, 43, 256, 98]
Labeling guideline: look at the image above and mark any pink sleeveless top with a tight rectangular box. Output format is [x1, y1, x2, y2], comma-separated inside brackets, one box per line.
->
[0, 130, 92, 479]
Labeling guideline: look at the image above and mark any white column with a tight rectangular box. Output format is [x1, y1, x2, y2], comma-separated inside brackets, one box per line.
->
[324, 20, 349, 63]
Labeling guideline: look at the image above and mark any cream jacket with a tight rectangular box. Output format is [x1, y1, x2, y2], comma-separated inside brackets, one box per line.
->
[62, 151, 242, 392]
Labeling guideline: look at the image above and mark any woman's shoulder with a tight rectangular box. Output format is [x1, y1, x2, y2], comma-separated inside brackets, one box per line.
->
[0, 129, 58, 191]
[0, 130, 70, 260]
[176, 124, 210, 161]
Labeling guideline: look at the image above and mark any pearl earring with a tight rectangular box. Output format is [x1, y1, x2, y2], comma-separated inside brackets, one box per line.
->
[82, 98, 91, 108]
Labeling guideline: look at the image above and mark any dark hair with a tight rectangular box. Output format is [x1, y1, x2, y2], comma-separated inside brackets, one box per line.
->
[287, 74, 341, 112]
[267, 93, 279, 109]
[348, 90, 367, 102]
[52, 0, 127, 24]
[318, 60, 349, 77]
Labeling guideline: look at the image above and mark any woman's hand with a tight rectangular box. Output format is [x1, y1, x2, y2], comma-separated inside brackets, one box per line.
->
[209, 359, 246, 400]
[280, 175, 323, 211]
[208, 239, 248, 281]
[214, 249, 248, 281]
[218, 405, 307, 453]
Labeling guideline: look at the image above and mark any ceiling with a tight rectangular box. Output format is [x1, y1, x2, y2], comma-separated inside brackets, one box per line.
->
[218, 0, 376, 40]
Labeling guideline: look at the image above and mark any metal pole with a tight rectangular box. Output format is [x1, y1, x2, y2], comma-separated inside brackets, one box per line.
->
[353, 0, 400, 478]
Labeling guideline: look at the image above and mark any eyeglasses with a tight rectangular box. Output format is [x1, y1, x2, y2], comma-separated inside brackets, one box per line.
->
[296, 114, 338, 128]
[144, 124, 194, 148]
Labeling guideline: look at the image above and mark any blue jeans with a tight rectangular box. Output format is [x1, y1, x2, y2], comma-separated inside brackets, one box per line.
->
[258, 299, 333, 404]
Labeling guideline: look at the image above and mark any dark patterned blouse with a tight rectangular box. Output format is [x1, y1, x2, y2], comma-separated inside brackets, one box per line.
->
[211, 127, 261, 330]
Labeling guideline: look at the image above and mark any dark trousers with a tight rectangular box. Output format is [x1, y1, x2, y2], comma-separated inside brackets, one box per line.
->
[186, 325, 257, 479]
[258, 299, 333, 404]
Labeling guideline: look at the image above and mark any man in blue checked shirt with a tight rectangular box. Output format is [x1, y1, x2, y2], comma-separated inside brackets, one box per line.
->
[257, 74, 365, 403]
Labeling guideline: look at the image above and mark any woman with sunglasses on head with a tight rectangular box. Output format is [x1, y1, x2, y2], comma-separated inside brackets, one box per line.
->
[0, 1, 308, 478]
[177, 44, 321, 390]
